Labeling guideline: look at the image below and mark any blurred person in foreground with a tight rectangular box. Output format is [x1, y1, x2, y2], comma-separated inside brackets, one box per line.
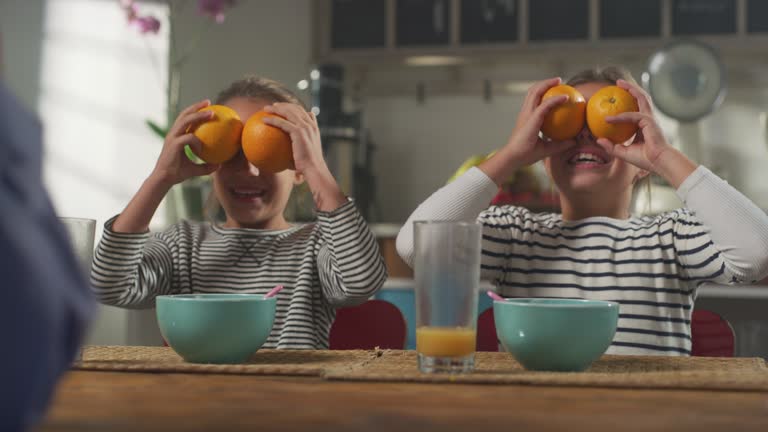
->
[0, 73, 95, 430]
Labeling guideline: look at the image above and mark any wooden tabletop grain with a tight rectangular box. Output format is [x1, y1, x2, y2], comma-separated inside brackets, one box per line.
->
[39, 370, 768, 432]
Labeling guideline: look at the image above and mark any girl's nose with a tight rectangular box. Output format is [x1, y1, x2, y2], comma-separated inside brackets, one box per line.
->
[228, 150, 261, 176]
[577, 125, 596, 141]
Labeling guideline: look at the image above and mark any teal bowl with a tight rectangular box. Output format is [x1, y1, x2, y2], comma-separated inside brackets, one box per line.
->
[156, 294, 276, 364]
[493, 298, 619, 372]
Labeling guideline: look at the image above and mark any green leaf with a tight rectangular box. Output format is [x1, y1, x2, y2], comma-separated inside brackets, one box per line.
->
[146, 119, 169, 138]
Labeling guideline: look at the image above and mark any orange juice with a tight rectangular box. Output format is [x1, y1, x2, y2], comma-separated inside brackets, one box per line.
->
[416, 326, 476, 357]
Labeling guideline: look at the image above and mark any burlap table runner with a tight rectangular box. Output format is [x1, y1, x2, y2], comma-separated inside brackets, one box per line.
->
[324, 350, 768, 391]
[75, 345, 378, 376]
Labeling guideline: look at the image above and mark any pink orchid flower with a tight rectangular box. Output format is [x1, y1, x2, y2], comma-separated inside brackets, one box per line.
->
[132, 15, 161, 34]
[198, 0, 236, 23]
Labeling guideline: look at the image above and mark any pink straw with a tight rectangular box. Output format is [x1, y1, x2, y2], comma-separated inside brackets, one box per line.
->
[486, 290, 504, 302]
[264, 285, 284, 299]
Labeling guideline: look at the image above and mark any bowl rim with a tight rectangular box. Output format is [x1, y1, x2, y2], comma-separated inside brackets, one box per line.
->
[494, 298, 619, 308]
[156, 293, 274, 302]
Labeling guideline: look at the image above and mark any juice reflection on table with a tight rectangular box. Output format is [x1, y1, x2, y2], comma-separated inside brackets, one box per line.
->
[416, 326, 476, 357]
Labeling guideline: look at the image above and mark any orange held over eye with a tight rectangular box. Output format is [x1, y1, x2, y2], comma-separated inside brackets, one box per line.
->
[540, 84, 587, 141]
[586, 85, 639, 144]
[191, 105, 243, 164]
[241, 111, 294, 173]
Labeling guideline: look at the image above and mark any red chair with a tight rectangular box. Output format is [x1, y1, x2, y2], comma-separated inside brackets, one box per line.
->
[476, 308, 500, 352]
[475, 307, 735, 357]
[329, 300, 407, 350]
[691, 310, 735, 357]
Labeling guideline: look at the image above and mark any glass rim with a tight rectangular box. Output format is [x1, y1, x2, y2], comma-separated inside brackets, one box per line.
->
[413, 220, 480, 227]
[496, 298, 620, 308]
[157, 294, 273, 302]
[59, 217, 97, 223]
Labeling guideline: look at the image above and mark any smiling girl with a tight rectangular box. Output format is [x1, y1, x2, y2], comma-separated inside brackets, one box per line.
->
[91, 75, 386, 349]
[397, 66, 768, 355]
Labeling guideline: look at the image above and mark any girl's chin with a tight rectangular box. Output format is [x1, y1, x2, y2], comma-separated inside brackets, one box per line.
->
[559, 176, 608, 193]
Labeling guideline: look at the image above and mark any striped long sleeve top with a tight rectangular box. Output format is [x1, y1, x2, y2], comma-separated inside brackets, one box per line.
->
[91, 200, 387, 349]
[397, 166, 768, 355]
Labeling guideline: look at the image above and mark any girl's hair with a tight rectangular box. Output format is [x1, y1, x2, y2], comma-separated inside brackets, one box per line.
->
[204, 75, 305, 222]
[214, 75, 305, 107]
[566, 65, 652, 214]
[566, 65, 638, 87]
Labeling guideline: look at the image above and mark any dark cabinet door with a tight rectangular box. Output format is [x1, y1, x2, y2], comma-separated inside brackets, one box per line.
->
[331, 0, 387, 49]
[672, 0, 736, 35]
[600, 0, 662, 38]
[747, 0, 768, 33]
[396, 0, 451, 46]
[529, 0, 589, 41]
[460, 0, 518, 44]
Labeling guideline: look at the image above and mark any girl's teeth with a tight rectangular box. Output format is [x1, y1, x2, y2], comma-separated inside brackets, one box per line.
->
[572, 153, 605, 164]
[233, 189, 264, 197]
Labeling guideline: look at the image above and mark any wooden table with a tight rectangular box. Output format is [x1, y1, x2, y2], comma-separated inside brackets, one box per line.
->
[40, 370, 768, 432]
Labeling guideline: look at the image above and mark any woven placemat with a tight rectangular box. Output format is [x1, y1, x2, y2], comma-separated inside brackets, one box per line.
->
[75, 346, 379, 376]
[324, 351, 768, 391]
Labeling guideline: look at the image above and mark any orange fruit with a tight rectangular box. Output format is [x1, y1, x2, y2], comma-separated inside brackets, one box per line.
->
[540, 85, 586, 141]
[190, 105, 243, 164]
[241, 111, 294, 173]
[586, 85, 639, 143]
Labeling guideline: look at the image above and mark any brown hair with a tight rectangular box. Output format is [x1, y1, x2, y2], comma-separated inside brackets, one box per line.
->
[566, 65, 638, 87]
[566, 65, 651, 214]
[204, 75, 305, 222]
[214, 75, 305, 107]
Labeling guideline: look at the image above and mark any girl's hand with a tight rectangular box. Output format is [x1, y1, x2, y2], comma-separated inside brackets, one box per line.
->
[595, 79, 674, 173]
[262, 103, 328, 176]
[480, 78, 577, 185]
[262, 103, 347, 211]
[150, 100, 220, 187]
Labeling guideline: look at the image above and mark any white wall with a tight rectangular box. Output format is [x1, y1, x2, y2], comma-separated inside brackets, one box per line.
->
[365, 93, 526, 222]
[37, 0, 171, 346]
[173, 0, 312, 110]
[0, 0, 45, 110]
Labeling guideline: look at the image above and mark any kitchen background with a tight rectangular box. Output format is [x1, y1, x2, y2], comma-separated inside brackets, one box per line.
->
[2, 0, 767, 356]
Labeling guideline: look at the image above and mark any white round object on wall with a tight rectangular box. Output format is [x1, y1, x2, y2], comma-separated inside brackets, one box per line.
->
[644, 40, 726, 122]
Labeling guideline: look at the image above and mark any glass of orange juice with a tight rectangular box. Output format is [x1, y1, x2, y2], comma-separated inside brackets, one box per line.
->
[414, 221, 481, 373]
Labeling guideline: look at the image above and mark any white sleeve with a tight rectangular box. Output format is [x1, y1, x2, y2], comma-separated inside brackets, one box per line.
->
[396, 167, 498, 266]
[676, 165, 768, 282]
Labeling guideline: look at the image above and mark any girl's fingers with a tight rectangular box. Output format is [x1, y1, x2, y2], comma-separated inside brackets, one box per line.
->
[604, 112, 649, 124]
[170, 110, 214, 137]
[264, 103, 312, 124]
[308, 111, 320, 129]
[531, 94, 569, 124]
[596, 137, 616, 149]
[172, 133, 205, 153]
[523, 77, 562, 112]
[261, 115, 298, 134]
[179, 99, 211, 117]
[616, 79, 653, 114]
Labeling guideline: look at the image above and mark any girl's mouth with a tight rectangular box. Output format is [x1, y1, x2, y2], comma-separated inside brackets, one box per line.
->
[567, 151, 608, 168]
[230, 187, 267, 202]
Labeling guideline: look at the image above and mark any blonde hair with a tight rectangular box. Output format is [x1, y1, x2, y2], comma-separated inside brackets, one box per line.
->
[204, 75, 304, 222]
[566, 65, 651, 214]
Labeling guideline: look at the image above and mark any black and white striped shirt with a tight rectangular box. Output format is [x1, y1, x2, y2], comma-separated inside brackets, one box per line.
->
[91, 200, 387, 349]
[397, 166, 768, 356]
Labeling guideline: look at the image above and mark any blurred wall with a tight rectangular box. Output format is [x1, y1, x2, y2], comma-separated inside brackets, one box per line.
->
[173, 0, 313, 110]
[0, 0, 45, 111]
